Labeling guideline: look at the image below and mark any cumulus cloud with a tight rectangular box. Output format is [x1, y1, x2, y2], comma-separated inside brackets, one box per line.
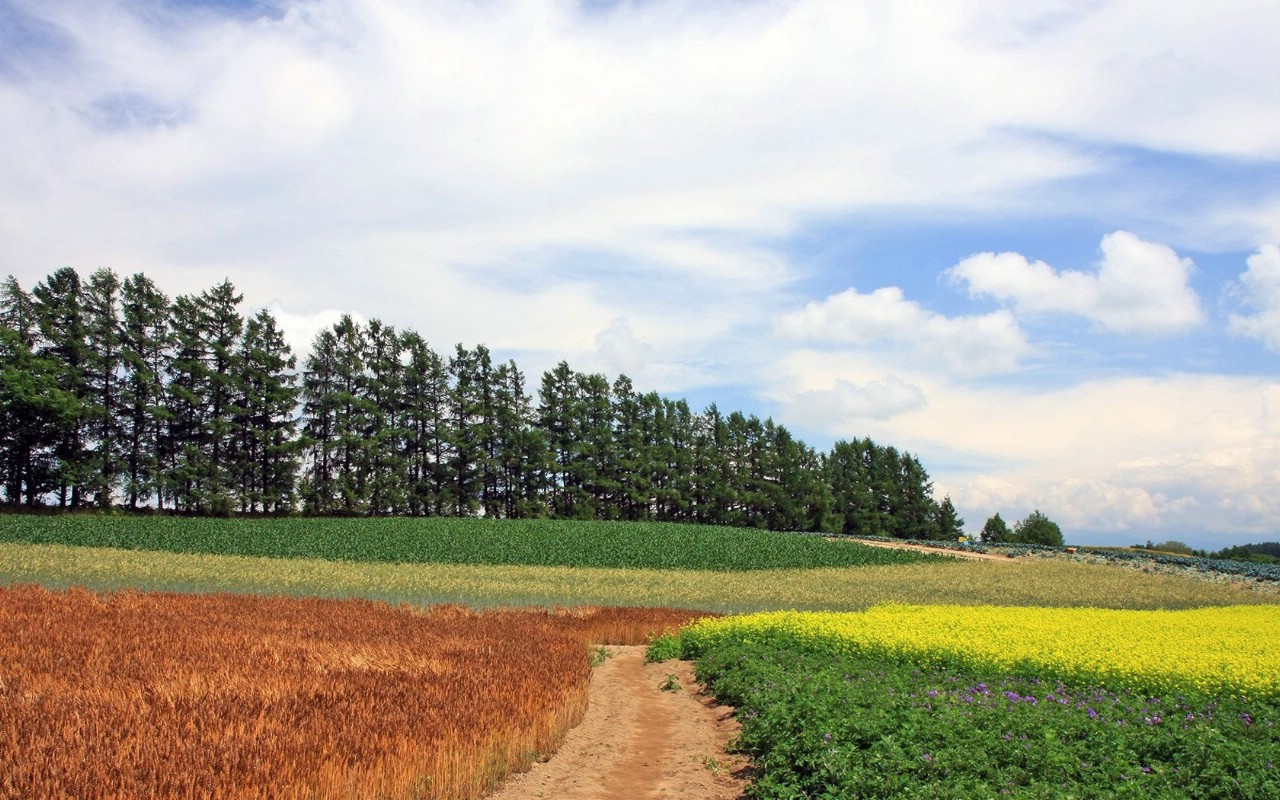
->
[775, 286, 1029, 377]
[890, 374, 1280, 547]
[1229, 244, 1280, 350]
[947, 231, 1204, 334]
[784, 376, 927, 424]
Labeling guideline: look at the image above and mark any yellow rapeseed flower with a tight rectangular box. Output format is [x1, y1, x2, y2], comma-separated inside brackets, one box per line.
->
[683, 604, 1280, 698]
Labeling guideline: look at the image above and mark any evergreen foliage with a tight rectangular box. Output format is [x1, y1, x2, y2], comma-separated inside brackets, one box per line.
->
[980, 513, 1011, 543]
[2, 267, 956, 536]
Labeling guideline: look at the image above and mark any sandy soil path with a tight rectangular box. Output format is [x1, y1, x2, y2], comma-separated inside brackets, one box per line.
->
[853, 538, 1012, 561]
[486, 645, 750, 800]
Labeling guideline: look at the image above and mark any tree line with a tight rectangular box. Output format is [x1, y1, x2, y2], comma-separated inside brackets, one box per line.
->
[1, 267, 965, 538]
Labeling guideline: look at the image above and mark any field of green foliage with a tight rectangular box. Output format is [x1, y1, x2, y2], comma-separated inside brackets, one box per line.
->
[0, 515, 933, 571]
[653, 606, 1280, 799]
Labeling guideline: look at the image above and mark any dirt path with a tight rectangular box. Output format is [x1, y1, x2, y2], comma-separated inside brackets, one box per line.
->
[853, 538, 1012, 561]
[486, 646, 750, 800]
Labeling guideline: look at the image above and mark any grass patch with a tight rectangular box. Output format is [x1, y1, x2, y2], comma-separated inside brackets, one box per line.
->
[2, 542, 1272, 612]
[0, 515, 934, 571]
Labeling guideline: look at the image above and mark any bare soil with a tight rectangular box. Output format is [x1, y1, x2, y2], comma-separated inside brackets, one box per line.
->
[486, 645, 750, 800]
[852, 538, 1013, 561]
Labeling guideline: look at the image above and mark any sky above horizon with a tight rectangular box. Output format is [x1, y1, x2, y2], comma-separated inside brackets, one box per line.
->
[3, 0, 1279, 549]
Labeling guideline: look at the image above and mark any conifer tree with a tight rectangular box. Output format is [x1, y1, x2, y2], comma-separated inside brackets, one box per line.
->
[32, 267, 90, 507]
[119, 274, 171, 510]
[234, 309, 299, 513]
[83, 268, 123, 508]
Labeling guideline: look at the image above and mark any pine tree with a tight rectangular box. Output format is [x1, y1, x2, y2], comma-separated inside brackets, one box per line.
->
[32, 267, 91, 508]
[447, 344, 493, 516]
[0, 277, 38, 347]
[0, 328, 79, 506]
[399, 331, 450, 515]
[492, 359, 539, 518]
[83, 268, 124, 508]
[610, 375, 652, 521]
[538, 362, 581, 517]
[234, 309, 299, 513]
[119, 274, 171, 510]
[364, 320, 407, 515]
[301, 328, 341, 513]
[934, 495, 964, 540]
[981, 513, 1011, 543]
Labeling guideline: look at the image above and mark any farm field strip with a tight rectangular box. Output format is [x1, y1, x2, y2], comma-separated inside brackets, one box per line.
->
[0, 515, 933, 571]
[682, 605, 1280, 699]
[3, 541, 1275, 612]
[668, 605, 1280, 798]
[0, 585, 702, 800]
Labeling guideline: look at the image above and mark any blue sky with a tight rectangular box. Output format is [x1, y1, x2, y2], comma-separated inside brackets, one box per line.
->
[3, 0, 1279, 548]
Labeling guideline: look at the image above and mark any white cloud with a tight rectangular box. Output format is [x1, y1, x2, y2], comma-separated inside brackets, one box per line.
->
[765, 352, 1280, 547]
[784, 376, 927, 424]
[1229, 244, 1280, 350]
[894, 375, 1280, 547]
[4, 0, 1280, 550]
[265, 303, 367, 360]
[775, 286, 1029, 377]
[948, 231, 1204, 334]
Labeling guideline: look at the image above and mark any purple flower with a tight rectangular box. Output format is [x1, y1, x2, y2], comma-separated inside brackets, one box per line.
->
[927, 689, 939, 698]
[823, 733, 833, 742]
[921, 753, 934, 763]
[1240, 712, 1254, 726]
[1087, 708, 1099, 720]
[1004, 691, 1022, 703]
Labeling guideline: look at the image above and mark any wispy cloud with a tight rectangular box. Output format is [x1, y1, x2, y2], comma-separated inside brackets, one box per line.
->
[1229, 244, 1280, 350]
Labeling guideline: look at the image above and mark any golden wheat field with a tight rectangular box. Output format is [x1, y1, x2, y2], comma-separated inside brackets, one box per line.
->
[0, 585, 703, 800]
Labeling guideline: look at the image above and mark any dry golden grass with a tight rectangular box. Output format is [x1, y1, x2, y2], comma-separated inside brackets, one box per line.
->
[0, 585, 702, 800]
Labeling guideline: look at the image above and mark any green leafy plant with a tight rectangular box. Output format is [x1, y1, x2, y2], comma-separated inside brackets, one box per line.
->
[646, 633, 683, 663]
[692, 638, 1280, 799]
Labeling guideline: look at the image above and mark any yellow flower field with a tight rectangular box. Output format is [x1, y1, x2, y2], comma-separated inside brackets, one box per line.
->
[683, 604, 1280, 698]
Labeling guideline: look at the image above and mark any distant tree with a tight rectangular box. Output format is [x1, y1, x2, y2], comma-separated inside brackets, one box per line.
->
[1013, 510, 1064, 546]
[1207, 542, 1280, 564]
[980, 513, 1011, 544]
[934, 496, 964, 541]
[1143, 539, 1194, 556]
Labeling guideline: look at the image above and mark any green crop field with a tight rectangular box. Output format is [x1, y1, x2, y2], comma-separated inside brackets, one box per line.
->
[0, 514, 937, 572]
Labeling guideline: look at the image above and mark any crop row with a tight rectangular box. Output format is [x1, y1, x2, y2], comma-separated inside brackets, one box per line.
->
[680, 604, 1280, 699]
[0, 585, 704, 800]
[0, 515, 934, 571]
[5, 540, 1273, 613]
[682, 638, 1279, 799]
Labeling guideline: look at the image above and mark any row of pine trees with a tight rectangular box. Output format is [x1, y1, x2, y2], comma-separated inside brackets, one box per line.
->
[0, 268, 964, 539]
